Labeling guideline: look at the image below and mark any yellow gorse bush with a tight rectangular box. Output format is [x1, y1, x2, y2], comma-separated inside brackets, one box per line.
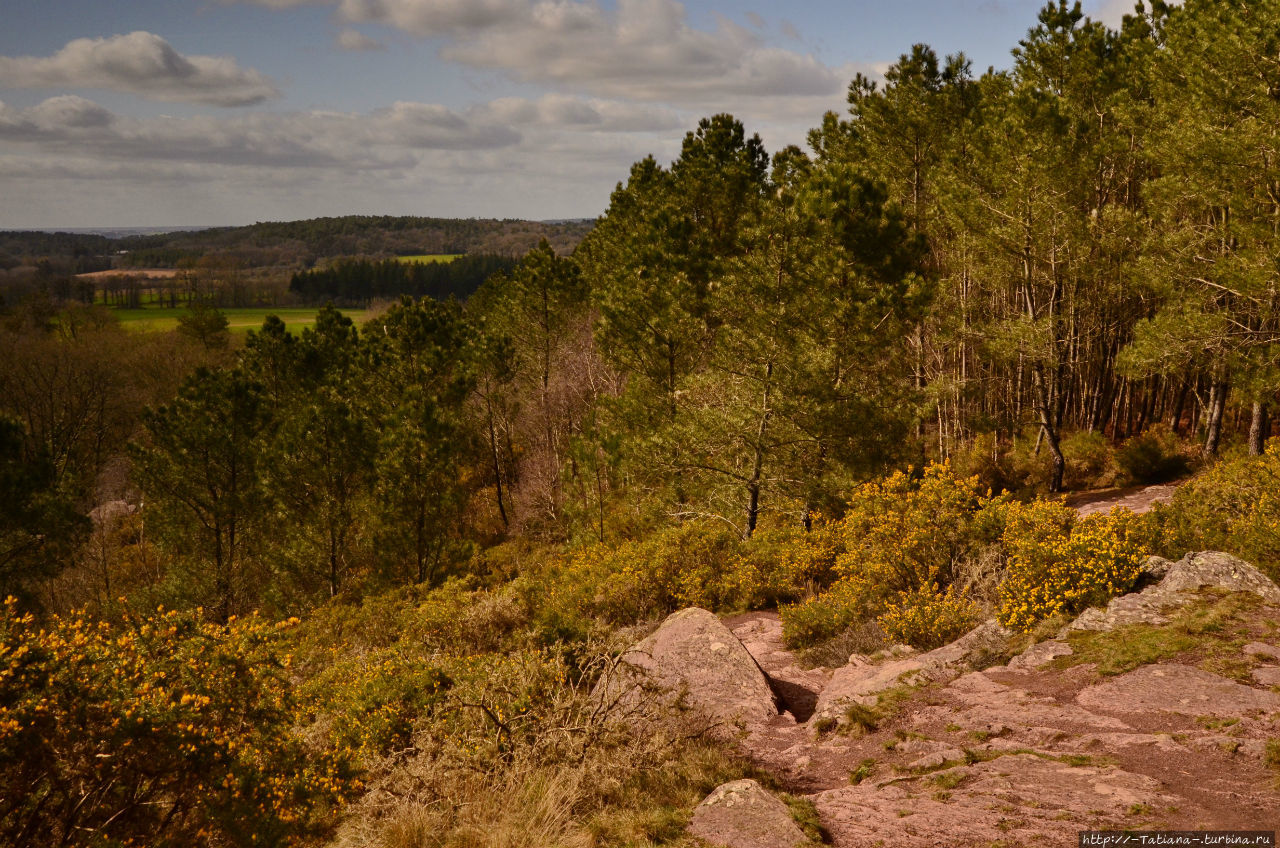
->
[833, 463, 1002, 604]
[877, 586, 981, 650]
[0, 599, 356, 847]
[1160, 439, 1280, 582]
[782, 463, 999, 649]
[997, 503, 1148, 631]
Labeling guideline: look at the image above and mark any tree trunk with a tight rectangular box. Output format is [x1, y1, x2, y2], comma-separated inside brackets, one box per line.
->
[1248, 399, 1268, 456]
[744, 363, 774, 539]
[1169, 381, 1188, 434]
[1032, 364, 1065, 492]
[1204, 382, 1228, 457]
[485, 393, 509, 527]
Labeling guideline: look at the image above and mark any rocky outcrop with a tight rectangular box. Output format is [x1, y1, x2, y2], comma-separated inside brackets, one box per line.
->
[688, 780, 809, 848]
[1069, 551, 1280, 633]
[609, 607, 778, 732]
[635, 554, 1280, 846]
[808, 619, 1012, 730]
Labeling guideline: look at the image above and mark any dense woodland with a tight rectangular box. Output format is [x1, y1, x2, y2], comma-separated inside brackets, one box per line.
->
[288, 255, 520, 306]
[5, 1, 1280, 845]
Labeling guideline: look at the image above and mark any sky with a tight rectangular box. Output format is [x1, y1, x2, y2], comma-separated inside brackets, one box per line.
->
[0, 0, 1141, 229]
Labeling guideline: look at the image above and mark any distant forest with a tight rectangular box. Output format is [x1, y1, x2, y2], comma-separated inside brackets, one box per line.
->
[289, 255, 519, 305]
[0, 215, 592, 276]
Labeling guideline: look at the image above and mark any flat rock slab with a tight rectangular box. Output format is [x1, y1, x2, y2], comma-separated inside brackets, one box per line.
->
[809, 620, 1011, 730]
[616, 607, 778, 730]
[1077, 664, 1280, 718]
[1251, 666, 1280, 687]
[940, 671, 1130, 732]
[688, 779, 808, 848]
[814, 755, 1168, 846]
[1008, 638, 1073, 670]
[1244, 642, 1280, 661]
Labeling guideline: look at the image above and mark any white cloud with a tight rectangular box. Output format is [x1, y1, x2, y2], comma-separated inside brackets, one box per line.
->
[231, 0, 847, 108]
[337, 28, 385, 50]
[0, 93, 686, 175]
[0, 96, 519, 170]
[477, 94, 684, 132]
[0, 31, 280, 107]
[0, 90, 702, 225]
[444, 0, 845, 106]
[335, 0, 529, 35]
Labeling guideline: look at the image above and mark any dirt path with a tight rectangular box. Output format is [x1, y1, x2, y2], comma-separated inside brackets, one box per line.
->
[1065, 481, 1181, 517]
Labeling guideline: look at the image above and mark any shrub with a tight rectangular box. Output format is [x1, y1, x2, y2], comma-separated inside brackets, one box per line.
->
[832, 463, 1002, 605]
[1061, 430, 1116, 490]
[0, 600, 355, 848]
[997, 503, 1150, 631]
[780, 580, 865, 648]
[877, 586, 981, 650]
[1116, 424, 1189, 484]
[1155, 440, 1280, 581]
[780, 464, 1002, 650]
[950, 432, 1013, 496]
[299, 648, 451, 762]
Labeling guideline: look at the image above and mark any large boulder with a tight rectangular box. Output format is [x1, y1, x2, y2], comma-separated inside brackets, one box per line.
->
[687, 780, 809, 848]
[1069, 551, 1280, 633]
[608, 608, 778, 731]
[808, 619, 1012, 730]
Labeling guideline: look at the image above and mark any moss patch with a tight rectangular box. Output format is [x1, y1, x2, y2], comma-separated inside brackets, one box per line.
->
[1054, 590, 1265, 677]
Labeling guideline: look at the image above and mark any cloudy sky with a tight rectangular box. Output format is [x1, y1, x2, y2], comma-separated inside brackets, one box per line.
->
[0, 0, 1139, 228]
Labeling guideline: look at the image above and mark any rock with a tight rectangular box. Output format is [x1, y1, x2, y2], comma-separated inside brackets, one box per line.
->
[1159, 551, 1280, 602]
[729, 613, 831, 723]
[812, 754, 1171, 846]
[1140, 555, 1174, 581]
[809, 656, 925, 729]
[1068, 551, 1280, 633]
[906, 747, 963, 770]
[687, 779, 809, 848]
[1243, 642, 1280, 661]
[1077, 664, 1280, 718]
[874, 644, 918, 659]
[809, 620, 1012, 731]
[938, 671, 1129, 732]
[1251, 666, 1280, 687]
[610, 608, 777, 731]
[1008, 638, 1073, 670]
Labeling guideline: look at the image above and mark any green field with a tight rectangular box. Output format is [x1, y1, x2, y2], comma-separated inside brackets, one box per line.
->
[113, 306, 376, 334]
[394, 253, 463, 264]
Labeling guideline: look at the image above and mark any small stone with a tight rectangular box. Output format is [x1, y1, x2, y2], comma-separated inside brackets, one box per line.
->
[908, 748, 964, 770]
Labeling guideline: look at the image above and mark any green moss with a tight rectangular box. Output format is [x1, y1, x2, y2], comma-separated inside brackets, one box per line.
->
[782, 793, 830, 843]
[1054, 591, 1263, 676]
[849, 758, 878, 785]
[842, 703, 880, 735]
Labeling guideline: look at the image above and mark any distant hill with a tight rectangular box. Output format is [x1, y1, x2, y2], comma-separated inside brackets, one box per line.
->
[0, 216, 594, 274]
